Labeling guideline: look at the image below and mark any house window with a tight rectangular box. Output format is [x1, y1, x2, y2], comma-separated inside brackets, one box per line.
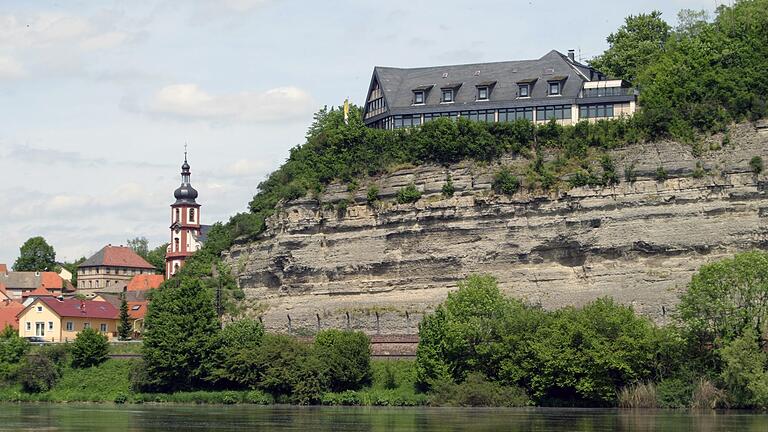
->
[414, 91, 424, 104]
[36, 306, 42, 312]
[519, 84, 529, 97]
[26, 322, 31, 331]
[100, 323, 107, 332]
[549, 82, 561, 95]
[66, 321, 74, 331]
[441, 89, 454, 103]
[48, 322, 53, 330]
[190, 208, 195, 222]
[83, 323, 90, 329]
[536, 105, 572, 121]
[477, 87, 489, 100]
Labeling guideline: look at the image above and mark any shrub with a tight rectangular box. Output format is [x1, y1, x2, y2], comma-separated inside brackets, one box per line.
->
[719, 327, 768, 408]
[114, 393, 128, 404]
[750, 156, 763, 174]
[569, 169, 602, 188]
[383, 363, 398, 390]
[692, 161, 705, 178]
[655, 166, 667, 181]
[366, 185, 379, 204]
[441, 175, 455, 198]
[314, 329, 372, 392]
[396, 184, 422, 204]
[18, 355, 60, 393]
[212, 319, 265, 386]
[492, 168, 520, 195]
[617, 382, 658, 408]
[624, 163, 637, 183]
[71, 327, 108, 368]
[129, 359, 151, 393]
[429, 373, 530, 407]
[601, 155, 619, 185]
[336, 199, 349, 216]
[656, 377, 694, 408]
[690, 378, 727, 409]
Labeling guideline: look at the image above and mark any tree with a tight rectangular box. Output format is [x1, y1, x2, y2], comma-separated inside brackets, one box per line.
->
[141, 278, 220, 391]
[13, 236, 56, 272]
[118, 293, 131, 340]
[314, 329, 372, 391]
[71, 327, 109, 368]
[675, 9, 710, 37]
[127, 237, 149, 259]
[145, 243, 169, 272]
[589, 11, 671, 83]
[679, 251, 768, 350]
[719, 328, 768, 408]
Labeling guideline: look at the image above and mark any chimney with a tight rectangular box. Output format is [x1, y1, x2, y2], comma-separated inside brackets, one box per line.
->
[567, 49, 575, 63]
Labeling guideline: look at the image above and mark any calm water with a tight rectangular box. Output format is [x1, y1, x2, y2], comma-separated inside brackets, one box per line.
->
[0, 404, 766, 431]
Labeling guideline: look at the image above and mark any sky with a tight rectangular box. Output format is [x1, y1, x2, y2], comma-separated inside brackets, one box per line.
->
[0, 0, 727, 265]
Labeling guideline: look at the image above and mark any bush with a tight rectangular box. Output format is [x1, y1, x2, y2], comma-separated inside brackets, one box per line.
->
[336, 199, 349, 216]
[212, 319, 265, 387]
[719, 327, 768, 408]
[492, 168, 520, 195]
[441, 175, 455, 198]
[396, 184, 422, 204]
[429, 373, 530, 407]
[692, 161, 705, 178]
[601, 155, 619, 185]
[71, 328, 108, 368]
[114, 393, 128, 404]
[18, 355, 60, 393]
[624, 163, 637, 183]
[314, 329, 372, 392]
[366, 185, 379, 204]
[129, 359, 151, 393]
[383, 363, 398, 390]
[656, 377, 694, 408]
[655, 166, 667, 181]
[690, 378, 727, 409]
[750, 156, 763, 174]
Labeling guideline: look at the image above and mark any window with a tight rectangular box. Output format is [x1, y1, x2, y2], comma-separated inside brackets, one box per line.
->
[579, 104, 615, 119]
[414, 91, 424, 104]
[190, 208, 195, 222]
[175, 208, 180, 221]
[66, 321, 73, 331]
[100, 323, 107, 332]
[536, 105, 572, 121]
[36, 306, 42, 312]
[83, 323, 90, 329]
[392, 114, 421, 129]
[26, 322, 31, 331]
[441, 89, 453, 103]
[477, 87, 489, 100]
[132, 305, 141, 311]
[499, 107, 534, 122]
[48, 322, 53, 330]
[549, 82, 560, 95]
[518, 84, 529, 97]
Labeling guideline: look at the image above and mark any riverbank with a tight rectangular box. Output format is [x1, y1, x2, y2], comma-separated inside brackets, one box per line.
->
[0, 359, 427, 406]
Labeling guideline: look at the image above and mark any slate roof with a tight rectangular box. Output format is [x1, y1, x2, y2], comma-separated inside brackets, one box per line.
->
[365, 50, 608, 120]
[79, 246, 156, 270]
[0, 271, 64, 291]
[33, 297, 119, 320]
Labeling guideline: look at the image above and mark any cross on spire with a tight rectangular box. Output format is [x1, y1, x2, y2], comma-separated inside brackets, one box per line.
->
[184, 143, 188, 162]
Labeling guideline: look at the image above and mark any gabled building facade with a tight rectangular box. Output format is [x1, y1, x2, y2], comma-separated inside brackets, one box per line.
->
[362, 50, 637, 129]
[0, 269, 71, 300]
[17, 297, 119, 342]
[76, 245, 158, 291]
[165, 153, 211, 279]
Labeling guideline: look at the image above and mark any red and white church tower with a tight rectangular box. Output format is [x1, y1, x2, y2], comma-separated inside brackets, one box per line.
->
[165, 152, 205, 279]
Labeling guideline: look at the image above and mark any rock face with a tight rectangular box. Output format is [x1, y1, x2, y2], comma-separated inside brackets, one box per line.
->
[224, 123, 768, 335]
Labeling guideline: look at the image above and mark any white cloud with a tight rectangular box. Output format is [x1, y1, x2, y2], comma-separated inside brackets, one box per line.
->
[0, 13, 91, 48]
[0, 56, 24, 78]
[227, 158, 269, 176]
[79, 31, 130, 51]
[147, 83, 315, 123]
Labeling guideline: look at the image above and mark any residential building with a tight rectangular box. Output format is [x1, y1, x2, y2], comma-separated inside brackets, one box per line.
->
[95, 289, 150, 338]
[165, 153, 211, 278]
[362, 50, 637, 129]
[17, 297, 119, 342]
[0, 269, 72, 300]
[76, 245, 158, 292]
[0, 291, 23, 330]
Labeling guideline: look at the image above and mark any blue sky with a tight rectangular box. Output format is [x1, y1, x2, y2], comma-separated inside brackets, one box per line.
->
[0, 0, 725, 265]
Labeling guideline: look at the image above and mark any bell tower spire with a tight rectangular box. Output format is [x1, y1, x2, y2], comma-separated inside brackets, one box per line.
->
[165, 148, 202, 279]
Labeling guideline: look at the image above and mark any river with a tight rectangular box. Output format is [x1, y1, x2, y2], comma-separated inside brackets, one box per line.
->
[0, 404, 766, 431]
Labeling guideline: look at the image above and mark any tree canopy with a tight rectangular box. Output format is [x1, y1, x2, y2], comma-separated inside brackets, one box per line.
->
[13, 236, 56, 272]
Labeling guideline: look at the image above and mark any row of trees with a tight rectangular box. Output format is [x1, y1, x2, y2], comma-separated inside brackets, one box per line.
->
[416, 251, 768, 408]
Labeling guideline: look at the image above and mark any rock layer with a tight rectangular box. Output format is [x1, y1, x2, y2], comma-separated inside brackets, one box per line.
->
[224, 123, 768, 334]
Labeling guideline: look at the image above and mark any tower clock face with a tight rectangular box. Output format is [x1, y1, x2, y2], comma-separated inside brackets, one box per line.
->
[175, 228, 181, 234]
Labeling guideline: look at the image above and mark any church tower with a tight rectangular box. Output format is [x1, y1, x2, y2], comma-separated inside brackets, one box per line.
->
[165, 152, 202, 279]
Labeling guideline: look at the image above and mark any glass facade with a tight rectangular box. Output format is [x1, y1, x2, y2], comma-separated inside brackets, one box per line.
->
[498, 107, 533, 122]
[579, 104, 615, 119]
[580, 87, 631, 97]
[536, 105, 571, 121]
[460, 110, 495, 122]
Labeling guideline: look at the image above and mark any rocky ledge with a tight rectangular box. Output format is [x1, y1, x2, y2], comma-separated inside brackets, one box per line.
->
[224, 123, 768, 335]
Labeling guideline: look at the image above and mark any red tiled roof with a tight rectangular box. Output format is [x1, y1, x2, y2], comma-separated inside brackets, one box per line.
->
[0, 283, 9, 299]
[0, 264, 7, 274]
[0, 300, 23, 330]
[22, 285, 56, 298]
[128, 301, 148, 320]
[127, 274, 164, 291]
[80, 246, 156, 270]
[40, 272, 63, 289]
[35, 297, 118, 319]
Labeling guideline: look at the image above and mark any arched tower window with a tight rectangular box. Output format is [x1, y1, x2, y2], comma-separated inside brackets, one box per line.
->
[175, 208, 180, 222]
[190, 208, 195, 222]
[174, 238, 180, 252]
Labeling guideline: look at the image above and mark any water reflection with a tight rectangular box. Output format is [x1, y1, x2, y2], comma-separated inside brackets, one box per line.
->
[0, 404, 765, 431]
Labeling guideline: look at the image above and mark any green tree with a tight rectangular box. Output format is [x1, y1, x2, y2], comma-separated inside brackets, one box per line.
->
[679, 251, 768, 349]
[13, 236, 56, 271]
[675, 9, 710, 37]
[314, 329, 372, 391]
[211, 319, 264, 386]
[59, 257, 85, 286]
[127, 237, 149, 258]
[118, 294, 131, 340]
[719, 328, 768, 408]
[71, 327, 109, 368]
[589, 11, 671, 83]
[141, 278, 220, 391]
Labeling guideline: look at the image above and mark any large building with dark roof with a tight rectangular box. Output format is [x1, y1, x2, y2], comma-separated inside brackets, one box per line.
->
[362, 50, 637, 129]
[76, 245, 158, 291]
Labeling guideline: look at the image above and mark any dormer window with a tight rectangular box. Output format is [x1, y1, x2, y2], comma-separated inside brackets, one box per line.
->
[549, 82, 560, 95]
[414, 91, 424, 104]
[442, 89, 454, 103]
[519, 84, 529, 98]
[477, 87, 488, 100]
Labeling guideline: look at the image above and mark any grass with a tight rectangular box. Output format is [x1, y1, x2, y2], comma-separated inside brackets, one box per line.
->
[617, 382, 658, 408]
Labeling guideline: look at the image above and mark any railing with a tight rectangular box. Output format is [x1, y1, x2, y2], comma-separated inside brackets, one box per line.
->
[579, 87, 635, 98]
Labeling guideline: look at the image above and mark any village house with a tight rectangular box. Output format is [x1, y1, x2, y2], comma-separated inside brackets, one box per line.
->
[0, 267, 73, 300]
[92, 274, 162, 338]
[76, 245, 158, 293]
[362, 49, 637, 129]
[17, 297, 119, 342]
[0, 284, 23, 330]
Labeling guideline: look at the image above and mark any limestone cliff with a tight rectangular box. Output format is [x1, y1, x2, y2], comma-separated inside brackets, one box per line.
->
[224, 123, 768, 335]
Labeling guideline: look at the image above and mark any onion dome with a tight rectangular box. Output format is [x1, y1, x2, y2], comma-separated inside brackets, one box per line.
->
[173, 152, 199, 205]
